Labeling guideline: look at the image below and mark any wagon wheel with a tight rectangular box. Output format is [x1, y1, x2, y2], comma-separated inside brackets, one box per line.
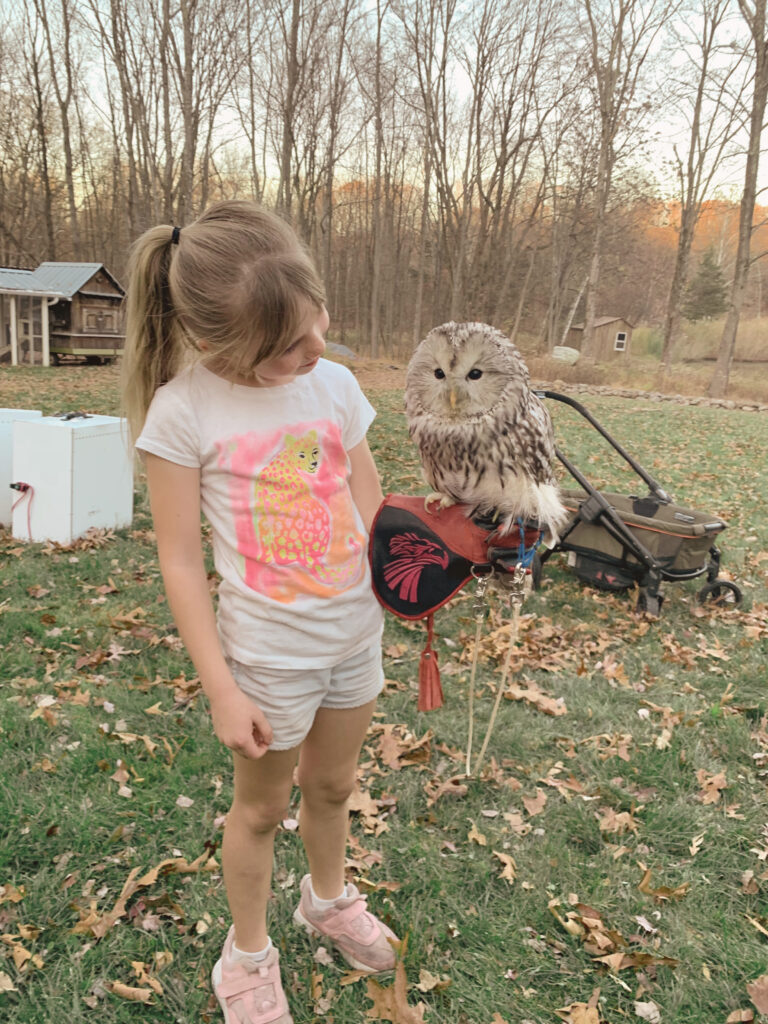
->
[696, 579, 742, 607]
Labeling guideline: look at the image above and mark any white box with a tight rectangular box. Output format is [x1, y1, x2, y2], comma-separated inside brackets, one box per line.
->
[12, 414, 134, 543]
[1, 409, 43, 526]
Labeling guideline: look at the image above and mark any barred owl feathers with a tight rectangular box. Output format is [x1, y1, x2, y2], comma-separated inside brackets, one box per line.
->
[404, 321, 567, 536]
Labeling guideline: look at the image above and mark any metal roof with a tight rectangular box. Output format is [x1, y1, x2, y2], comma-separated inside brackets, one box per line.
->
[571, 316, 635, 330]
[35, 262, 121, 297]
[0, 268, 37, 291]
[0, 262, 124, 299]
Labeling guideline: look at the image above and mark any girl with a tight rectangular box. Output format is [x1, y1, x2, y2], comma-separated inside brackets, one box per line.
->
[121, 200, 398, 1024]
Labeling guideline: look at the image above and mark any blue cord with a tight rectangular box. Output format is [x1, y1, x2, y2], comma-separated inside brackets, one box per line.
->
[516, 518, 538, 568]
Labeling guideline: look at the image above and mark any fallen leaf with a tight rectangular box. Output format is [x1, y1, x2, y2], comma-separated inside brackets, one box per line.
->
[742, 870, 759, 894]
[107, 980, 154, 1003]
[634, 999, 661, 1023]
[493, 851, 517, 885]
[522, 789, 547, 817]
[726, 1011, 755, 1022]
[415, 969, 450, 993]
[747, 973, 768, 1014]
[598, 807, 639, 836]
[696, 769, 727, 804]
[637, 865, 689, 903]
[468, 822, 487, 846]
[424, 775, 468, 807]
[365, 961, 427, 1022]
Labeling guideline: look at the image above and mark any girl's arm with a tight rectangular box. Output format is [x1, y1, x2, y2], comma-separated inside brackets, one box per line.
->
[144, 453, 272, 759]
[347, 437, 384, 533]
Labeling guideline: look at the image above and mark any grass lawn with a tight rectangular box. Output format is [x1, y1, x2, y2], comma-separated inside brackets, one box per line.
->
[0, 363, 767, 1024]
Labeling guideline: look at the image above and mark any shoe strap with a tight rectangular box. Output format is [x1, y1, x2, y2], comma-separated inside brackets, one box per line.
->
[324, 898, 378, 944]
[217, 962, 276, 1000]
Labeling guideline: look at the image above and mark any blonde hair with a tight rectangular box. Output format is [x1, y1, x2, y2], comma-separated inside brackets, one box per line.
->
[120, 200, 326, 439]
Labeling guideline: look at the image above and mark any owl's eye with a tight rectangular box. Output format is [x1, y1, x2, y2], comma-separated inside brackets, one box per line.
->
[467, 368, 483, 380]
[434, 368, 445, 379]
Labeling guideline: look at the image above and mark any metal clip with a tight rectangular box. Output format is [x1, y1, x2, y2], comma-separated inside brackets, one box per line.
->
[506, 564, 528, 606]
[471, 566, 493, 619]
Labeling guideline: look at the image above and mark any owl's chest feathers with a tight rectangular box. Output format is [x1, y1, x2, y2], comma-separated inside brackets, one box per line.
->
[411, 410, 518, 495]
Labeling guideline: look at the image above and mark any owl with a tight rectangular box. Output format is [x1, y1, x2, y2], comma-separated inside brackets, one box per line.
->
[404, 321, 567, 537]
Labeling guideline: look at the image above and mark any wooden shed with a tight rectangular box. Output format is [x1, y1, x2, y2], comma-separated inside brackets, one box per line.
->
[0, 262, 125, 366]
[567, 316, 633, 360]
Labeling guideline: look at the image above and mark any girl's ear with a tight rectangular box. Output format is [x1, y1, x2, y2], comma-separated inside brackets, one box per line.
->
[198, 340, 210, 351]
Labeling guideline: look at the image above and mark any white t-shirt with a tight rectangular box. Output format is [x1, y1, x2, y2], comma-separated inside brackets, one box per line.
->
[136, 358, 384, 668]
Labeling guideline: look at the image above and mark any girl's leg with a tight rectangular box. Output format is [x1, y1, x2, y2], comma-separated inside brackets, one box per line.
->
[296, 699, 377, 898]
[222, 745, 299, 951]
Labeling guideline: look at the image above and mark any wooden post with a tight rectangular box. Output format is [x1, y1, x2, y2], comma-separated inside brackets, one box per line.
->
[41, 297, 50, 367]
[9, 296, 18, 366]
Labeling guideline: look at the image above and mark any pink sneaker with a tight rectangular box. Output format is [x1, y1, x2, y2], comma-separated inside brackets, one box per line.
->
[211, 927, 293, 1023]
[293, 874, 398, 973]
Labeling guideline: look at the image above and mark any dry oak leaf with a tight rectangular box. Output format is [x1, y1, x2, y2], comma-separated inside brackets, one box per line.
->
[556, 988, 602, 1023]
[598, 807, 639, 836]
[0, 971, 17, 992]
[0, 884, 25, 904]
[634, 1000, 661, 1023]
[424, 775, 468, 807]
[522, 789, 547, 817]
[696, 769, 727, 804]
[493, 851, 517, 885]
[747, 973, 768, 1015]
[504, 678, 567, 716]
[637, 865, 690, 904]
[415, 969, 451, 993]
[107, 980, 155, 1003]
[365, 961, 427, 1023]
[468, 821, 487, 846]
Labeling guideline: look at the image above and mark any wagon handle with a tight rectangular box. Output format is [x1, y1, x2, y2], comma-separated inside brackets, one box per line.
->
[534, 390, 672, 504]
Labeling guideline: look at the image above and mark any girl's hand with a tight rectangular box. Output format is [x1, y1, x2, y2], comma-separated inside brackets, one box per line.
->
[208, 685, 273, 759]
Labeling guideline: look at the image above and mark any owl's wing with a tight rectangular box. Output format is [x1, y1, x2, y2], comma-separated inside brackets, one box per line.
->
[499, 393, 558, 485]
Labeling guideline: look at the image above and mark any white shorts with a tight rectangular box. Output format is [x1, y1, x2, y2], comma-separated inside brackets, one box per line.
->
[227, 642, 384, 750]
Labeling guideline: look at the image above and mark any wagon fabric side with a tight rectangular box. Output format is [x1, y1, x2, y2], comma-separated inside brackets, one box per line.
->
[559, 489, 726, 579]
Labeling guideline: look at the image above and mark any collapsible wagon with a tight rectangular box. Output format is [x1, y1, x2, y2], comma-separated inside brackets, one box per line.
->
[534, 391, 742, 616]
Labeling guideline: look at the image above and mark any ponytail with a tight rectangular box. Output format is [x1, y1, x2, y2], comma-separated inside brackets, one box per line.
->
[120, 225, 191, 441]
[121, 200, 326, 439]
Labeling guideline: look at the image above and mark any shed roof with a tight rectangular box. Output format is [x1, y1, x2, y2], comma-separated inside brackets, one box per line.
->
[570, 316, 634, 330]
[0, 268, 37, 290]
[0, 262, 123, 298]
[35, 262, 124, 297]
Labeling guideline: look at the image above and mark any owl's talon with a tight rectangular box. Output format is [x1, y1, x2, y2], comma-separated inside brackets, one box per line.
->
[424, 492, 455, 514]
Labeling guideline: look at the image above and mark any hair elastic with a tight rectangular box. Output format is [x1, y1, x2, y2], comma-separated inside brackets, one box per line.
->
[171, 225, 181, 245]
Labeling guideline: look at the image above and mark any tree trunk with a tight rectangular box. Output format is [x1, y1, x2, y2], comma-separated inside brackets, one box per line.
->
[709, 0, 768, 398]
[278, 0, 301, 217]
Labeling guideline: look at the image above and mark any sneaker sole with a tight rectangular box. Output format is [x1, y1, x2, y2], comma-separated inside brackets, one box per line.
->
[292, 906, 394, 974]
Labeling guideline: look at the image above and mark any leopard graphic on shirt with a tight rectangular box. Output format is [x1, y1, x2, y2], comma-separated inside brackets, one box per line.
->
[255, 430, 357, 585]
[216, 421, 364, 601]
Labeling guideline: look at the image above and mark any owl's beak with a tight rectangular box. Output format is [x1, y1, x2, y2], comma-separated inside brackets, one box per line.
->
[449, 388, 457, 410]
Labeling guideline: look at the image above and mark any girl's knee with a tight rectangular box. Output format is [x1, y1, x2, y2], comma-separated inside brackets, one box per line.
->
[298, 769, 355, 808]
[229, 797, 288, 836]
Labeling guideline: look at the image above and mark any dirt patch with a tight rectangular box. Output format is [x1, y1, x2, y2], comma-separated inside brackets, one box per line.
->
[342, 357, 768, 413]
[343, 358, 407, 391]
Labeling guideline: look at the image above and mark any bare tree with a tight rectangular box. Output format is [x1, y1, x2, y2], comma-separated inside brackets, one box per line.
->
[577, 0, 678, 359]
[33, 0, 82, 257]
[709, 0, 768, 397]
[660, 0, 748, 368]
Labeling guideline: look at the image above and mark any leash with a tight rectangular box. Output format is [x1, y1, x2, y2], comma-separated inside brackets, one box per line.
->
[466, 562, 529, 777]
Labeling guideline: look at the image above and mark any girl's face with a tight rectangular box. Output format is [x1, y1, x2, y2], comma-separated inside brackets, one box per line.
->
[251, 303, 329, 387]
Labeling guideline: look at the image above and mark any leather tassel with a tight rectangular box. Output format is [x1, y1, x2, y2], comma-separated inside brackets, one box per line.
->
[418, 613, 443, 711]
